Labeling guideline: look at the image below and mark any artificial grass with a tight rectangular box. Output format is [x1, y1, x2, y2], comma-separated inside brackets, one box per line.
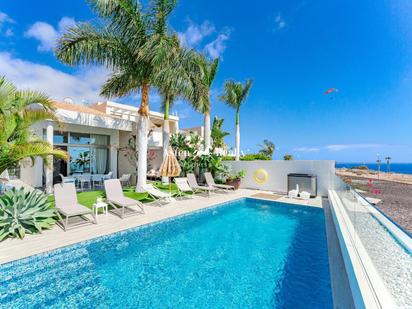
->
[47, 182, 180, 210]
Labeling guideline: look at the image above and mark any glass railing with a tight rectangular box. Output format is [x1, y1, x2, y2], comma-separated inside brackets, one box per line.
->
[330, 175, 412, 308]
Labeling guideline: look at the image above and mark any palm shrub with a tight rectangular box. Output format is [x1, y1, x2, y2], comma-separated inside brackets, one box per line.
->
[258, 139, 275, 159]
[211, 116, 229, 152]
[0, 188, 57, 240]
[0, 76, 67, 175]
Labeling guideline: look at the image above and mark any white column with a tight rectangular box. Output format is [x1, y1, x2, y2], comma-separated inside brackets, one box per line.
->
[45, 123, 54, 193]
[110, 130, 119, 178]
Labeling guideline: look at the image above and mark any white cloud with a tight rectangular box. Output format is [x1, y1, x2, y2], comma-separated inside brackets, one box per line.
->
[325, 144, 386, 151]
[293, 147, 320, 152]
[0, 11, 15, 36]
[25, 17, 76, 52]
[204, 28, 231, 59]
[275, 14, 286, 30]
[0, 52, 110, 103]
[4, 28, 13, 37]
[0, 11, 14, 25]
[178, 20, 231, 59]
[177, 21, 215, 48]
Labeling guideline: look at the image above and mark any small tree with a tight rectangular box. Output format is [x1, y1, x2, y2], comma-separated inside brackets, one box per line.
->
[211, 117, 230, 153]
[283, 154, 293, 161]
[0, 76, 67, 175]
[258, 139, 275, 159]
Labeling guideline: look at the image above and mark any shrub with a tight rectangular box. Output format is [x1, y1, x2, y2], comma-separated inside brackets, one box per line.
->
[352, 165, 369, 170]
[228, 169, 246, 180]
[283, 154, 293, 160]
[222, 155, 235, 161]
[241, 153, 271, 161]
[0, 188, 57, 240]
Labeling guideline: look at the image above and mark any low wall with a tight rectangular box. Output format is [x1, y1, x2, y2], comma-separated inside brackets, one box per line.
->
[224, 160, 335, 196]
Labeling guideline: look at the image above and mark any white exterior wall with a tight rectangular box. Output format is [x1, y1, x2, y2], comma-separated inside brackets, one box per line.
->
[20, 125, 44, 188]
[20, 121, 121, 188]
[224, 160, 335, 196]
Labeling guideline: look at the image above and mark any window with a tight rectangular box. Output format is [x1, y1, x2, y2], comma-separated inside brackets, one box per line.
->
[69, 132, 91, 145]
[53, 131, 68, 144]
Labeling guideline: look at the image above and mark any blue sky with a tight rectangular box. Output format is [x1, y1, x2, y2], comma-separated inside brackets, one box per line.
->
[1, 0, 412, 162]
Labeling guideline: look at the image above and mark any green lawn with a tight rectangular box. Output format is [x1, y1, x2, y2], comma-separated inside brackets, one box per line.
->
[48, 182, 181, 209]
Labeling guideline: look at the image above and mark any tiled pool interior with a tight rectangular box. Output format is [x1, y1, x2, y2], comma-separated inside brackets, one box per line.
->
[0, 198, 332, 308]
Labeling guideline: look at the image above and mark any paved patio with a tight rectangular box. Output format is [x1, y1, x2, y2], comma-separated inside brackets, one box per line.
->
[0, 189, 323, 265]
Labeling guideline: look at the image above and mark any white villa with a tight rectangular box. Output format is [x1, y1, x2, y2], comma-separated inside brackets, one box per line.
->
[19, 100, 187, 192]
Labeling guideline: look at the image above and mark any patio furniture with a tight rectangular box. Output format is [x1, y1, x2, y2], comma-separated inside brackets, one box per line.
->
[59, 173, 76, 184]
[174, 177, 195, 199]
[187, 173, 215, 196]
[78, 173, 91, 190]
[91, 174, 104, 188]
[103, 171, 113, 181]
[53, 183, 96, 231]
[92, 200, 108, 222]
[104, 179, 144, 218]
[204, 172, 235, 192]
[142, 184, 173, 206]
[119, 174, 131, 187]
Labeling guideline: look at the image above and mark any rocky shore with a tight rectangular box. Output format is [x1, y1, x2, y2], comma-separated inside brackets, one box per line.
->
[337, 168, 412, 234]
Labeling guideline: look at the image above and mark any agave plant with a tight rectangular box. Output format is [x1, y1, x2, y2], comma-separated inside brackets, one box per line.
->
[0, 188, 57, 240]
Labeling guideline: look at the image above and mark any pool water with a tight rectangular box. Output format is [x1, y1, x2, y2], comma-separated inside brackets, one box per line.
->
[0, 198, 332, 308]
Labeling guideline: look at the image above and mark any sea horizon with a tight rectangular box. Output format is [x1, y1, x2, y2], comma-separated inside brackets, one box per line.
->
[335, 162, 412, 175]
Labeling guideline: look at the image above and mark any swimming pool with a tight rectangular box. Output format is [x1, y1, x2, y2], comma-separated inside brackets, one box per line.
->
[0, 198, 332, 308]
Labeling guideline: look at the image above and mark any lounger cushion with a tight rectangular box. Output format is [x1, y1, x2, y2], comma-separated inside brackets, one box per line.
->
[57, 203, 92, 216]
[108, 196, 140, 207]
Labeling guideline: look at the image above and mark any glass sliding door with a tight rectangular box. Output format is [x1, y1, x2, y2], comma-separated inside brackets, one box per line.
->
[50, 131, 110, 181]
[90, 134, 109, 174]
[69, 147, 91, 174]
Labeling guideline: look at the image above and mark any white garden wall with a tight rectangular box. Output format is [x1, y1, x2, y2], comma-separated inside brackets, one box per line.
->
[224, 160, 335, 196]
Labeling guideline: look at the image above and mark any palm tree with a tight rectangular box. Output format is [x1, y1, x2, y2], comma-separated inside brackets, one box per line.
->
[0, 76, 67, 175]
[219, 79, 253, 160]
[211, 116, 229, 152]
[258, 139, 275, 159]
[385, 156, 391, 173]
[156, 46, 198, 183]
[56, 0, 183, 192]
[189, 56, 219, 153]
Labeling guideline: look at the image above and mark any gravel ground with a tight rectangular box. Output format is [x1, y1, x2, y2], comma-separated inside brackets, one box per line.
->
[344, 176, 412, 235]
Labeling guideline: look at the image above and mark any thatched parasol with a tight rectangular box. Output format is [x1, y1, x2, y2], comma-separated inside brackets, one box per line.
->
[159, 147, 181, 191]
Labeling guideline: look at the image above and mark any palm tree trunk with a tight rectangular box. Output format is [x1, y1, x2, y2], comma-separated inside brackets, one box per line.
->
[136, 82, 150, 192]
[235, 109, 240, 161]
[204, 112, 211, 153]
[162, 97, 170, 184]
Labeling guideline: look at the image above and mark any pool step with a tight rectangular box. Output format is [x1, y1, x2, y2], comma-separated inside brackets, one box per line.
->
[0, 247, 108, 307]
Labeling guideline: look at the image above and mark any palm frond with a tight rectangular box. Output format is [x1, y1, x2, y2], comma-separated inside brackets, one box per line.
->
[100, 69, 142, 98]
[55, 22, 132, 68]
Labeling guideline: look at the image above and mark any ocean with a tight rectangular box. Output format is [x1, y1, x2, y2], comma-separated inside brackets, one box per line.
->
[335, 163, 412, 175]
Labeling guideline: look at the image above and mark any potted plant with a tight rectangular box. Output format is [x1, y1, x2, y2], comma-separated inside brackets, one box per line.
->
[226, 170, 246, 189]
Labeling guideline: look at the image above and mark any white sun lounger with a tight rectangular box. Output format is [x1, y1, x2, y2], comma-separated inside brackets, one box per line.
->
[53, 183, 96, 231]
[142, 184, 173, 206]
[204, 172, 235, 192]
[174, 177, 195, 199]
[187, 173, 215, 196]
[104, 179, 144, 218]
